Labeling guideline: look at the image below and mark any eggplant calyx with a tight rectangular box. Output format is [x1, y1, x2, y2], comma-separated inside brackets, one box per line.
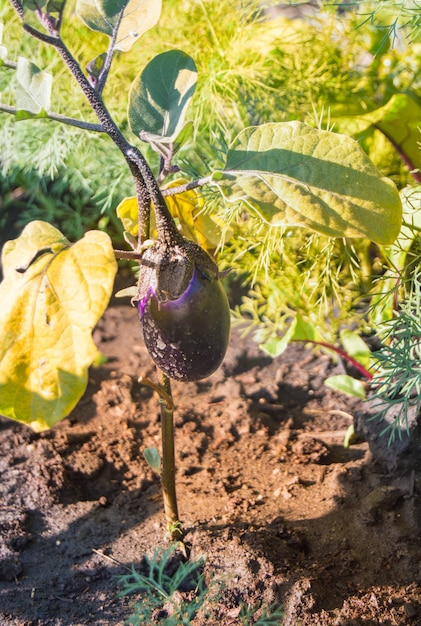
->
[135, 236, 220, 308]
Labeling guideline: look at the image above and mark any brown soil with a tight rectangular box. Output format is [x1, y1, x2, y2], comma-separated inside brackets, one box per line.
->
[1, 282, 421, 626]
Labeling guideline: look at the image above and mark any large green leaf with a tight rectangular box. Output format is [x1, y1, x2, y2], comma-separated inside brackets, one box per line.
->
[212, 121, 402, 245]
[0, 221, 117, 432]
[76, 0, 161, 52]
[128, 50, 197, 143]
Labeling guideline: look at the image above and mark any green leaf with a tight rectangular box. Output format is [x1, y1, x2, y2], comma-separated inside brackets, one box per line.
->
[15, 108, 49, 121]
[291, 314, 323, 342]
[324, 374, 367, 399]
[143, 446, 162, 474]
[260, 330, 293, 357]
[97, 0, 128, 18]
[16, 57, 52, 114]
[76, 0, 115, 37]
[343, 425, 357, 449]
[212, 121, 402, 245]
[260, 313, 322, 357]
[339, 329, 372, 369]
[0, 221, 117, 432]
[334, 94, 421, 175]
[45, 0, 66, 16]
[76, 0, 161, 52]
[23, 0, 48, 10]
[128, 50, 197, 143]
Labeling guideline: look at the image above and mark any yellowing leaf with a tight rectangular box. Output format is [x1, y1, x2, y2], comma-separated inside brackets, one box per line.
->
[76, 0, 161, 51]
[116, 196, 139, 237]
[116, 183, 226, 254]
[164, 179, 222, 254]
[116, 195, 157, 240]
[115, 0, 162, 52]
[0, 221, 117, 431]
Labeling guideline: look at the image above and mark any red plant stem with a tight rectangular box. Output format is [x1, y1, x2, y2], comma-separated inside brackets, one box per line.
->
[304, 341, 373, 380]
[373, 123, 421, 184]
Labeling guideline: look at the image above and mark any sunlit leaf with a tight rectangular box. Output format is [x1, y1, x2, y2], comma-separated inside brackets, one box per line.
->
[212, 121, 402, 245]
[0, 221, 117, 431]
[163, 179, 223, 254]
[260, 323, 295, 357]
[116, 196, 139, 237]
[334, 94, 421, 175]
[339, 329, 372, 369]
[260, 313, 322, 357]
[76, 0, 117, 37]
[116, 195, 157, 240]
[16, 57, 52, 114]
[291, 314, 323, 342]
[76, 0, 161, 51]
[114, 0, 161, 52]
[324, 374, 367, 399]
[117, 182, 226, 255]
[128, 50, 197, 143]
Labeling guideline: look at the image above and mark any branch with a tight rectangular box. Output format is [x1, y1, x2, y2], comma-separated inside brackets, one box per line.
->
[8, 0, 174, 249]
[96, 9, 124, 94]
[126, 147, 182, 246]
[8, 4, 156, 233]
[114, 249, 143, 261]
[161, 176, 212, 196]
[0, 103, 105, 133]
[1, 59, 18, 70]
[22, 22, 61, 46]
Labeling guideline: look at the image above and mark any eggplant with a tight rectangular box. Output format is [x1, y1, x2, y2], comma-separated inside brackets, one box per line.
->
[137, 236, 230, 382]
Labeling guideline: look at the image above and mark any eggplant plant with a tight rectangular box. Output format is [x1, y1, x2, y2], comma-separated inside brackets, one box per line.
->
[0, 0, 403, 540]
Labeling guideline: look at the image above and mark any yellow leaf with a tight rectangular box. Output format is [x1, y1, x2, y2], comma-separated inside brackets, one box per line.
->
[116, 195, 157, 239]
[164, 179, 225, 255]
[0, 221, 117, 431]
[116, 196, 139, 237]
[116, 183, 228, 254]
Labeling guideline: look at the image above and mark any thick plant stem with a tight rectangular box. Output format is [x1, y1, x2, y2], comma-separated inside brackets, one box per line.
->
[159, 372, 182, 541]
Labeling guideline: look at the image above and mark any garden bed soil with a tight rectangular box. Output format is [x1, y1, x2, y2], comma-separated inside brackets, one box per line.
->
[1, 279, 421, 625]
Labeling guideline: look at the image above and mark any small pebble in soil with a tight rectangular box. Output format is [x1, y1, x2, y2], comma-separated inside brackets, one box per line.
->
[404, 602, 418, 618]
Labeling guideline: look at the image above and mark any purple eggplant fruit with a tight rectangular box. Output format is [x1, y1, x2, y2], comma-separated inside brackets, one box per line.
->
[136, 228, 230, 382]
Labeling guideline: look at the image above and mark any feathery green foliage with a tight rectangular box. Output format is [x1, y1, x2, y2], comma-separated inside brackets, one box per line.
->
[118, 545, 284, 625]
